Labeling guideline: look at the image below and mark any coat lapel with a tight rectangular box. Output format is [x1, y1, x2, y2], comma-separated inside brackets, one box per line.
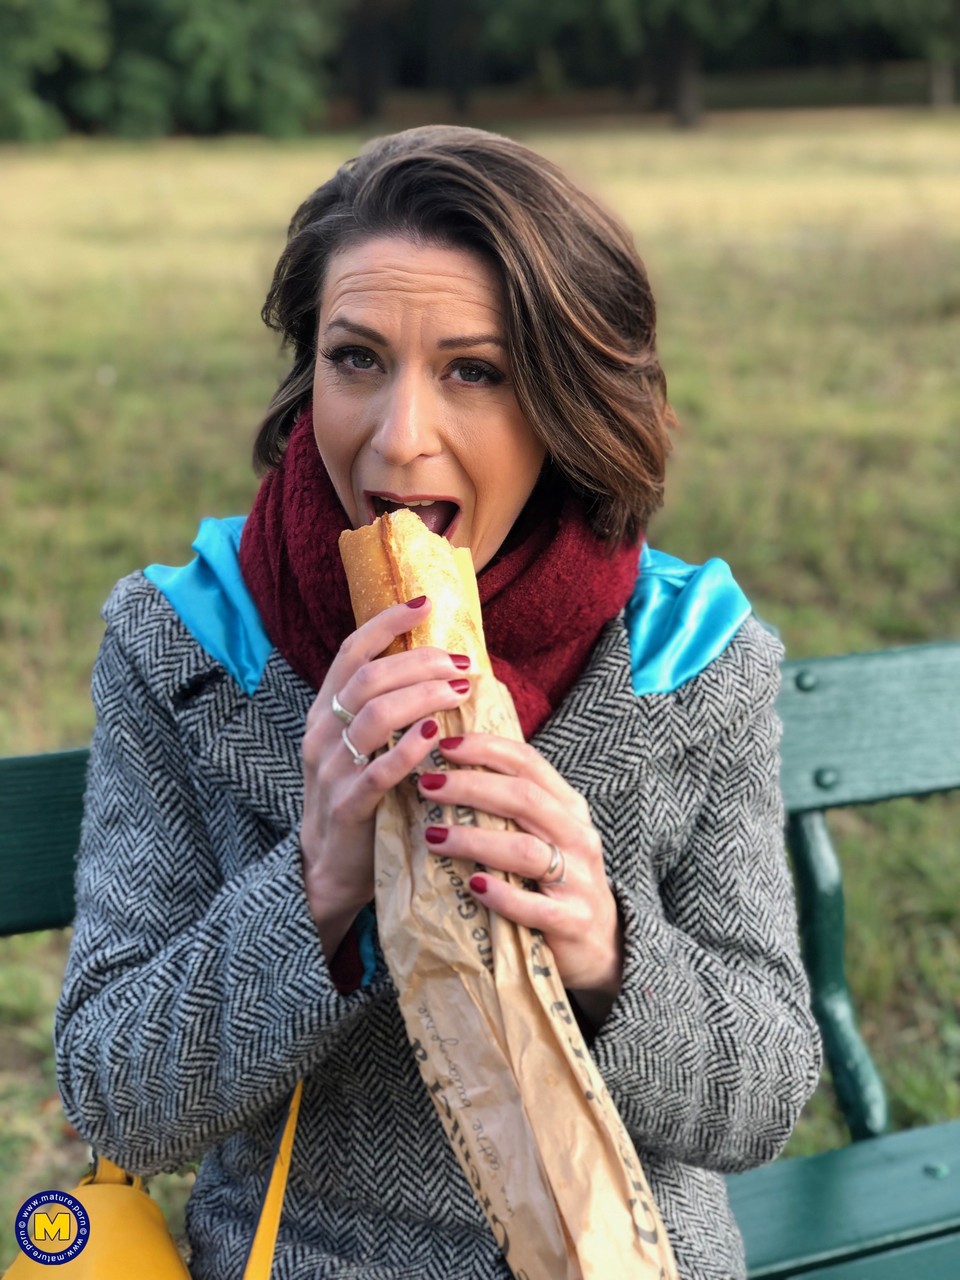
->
[534, 613, 691, 799]
[168, 647, 312, 834]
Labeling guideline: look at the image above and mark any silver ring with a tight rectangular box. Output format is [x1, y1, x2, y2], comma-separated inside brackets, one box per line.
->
[331, 691, 355, 726]
[341, 726, 370, 768]
[539, 842, 566, 887]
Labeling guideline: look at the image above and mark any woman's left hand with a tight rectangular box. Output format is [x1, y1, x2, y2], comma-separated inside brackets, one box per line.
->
[419, 734, 623, 1025]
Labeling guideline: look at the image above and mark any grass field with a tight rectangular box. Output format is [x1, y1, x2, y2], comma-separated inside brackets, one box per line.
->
[1, 108, 959, 1263]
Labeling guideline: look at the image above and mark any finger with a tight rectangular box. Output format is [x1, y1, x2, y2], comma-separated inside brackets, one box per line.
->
[341, 652, 473, 722]
[416, 767, 594, 854]
[338, 676, 473, 760]
[435, 733, 591, 821]
[327, 717, 450, 825]
[467, 870, 621, 996]
[424, 824, 567, 885]
[329, 596, 439, 682]
[354, 593, 433, 657]
[308, 644, 472, 731]
[465, 871, 580, 936]
[343, 721, 450, 808]
[308, 597, 433, 728]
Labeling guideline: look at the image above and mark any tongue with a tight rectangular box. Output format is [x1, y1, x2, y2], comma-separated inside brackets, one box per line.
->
[413, 502, 458, 536]
[383, 501, 457, 536]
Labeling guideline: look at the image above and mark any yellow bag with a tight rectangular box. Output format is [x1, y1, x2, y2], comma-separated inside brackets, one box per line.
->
[8, 1156, 191, 1278]
[8, 1082, 302, 1278]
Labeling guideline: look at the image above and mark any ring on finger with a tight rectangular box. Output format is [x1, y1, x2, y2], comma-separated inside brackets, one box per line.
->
[341, 726, 370, 768]
[331, 690, 355, 726]
[539, 842, 566, 887]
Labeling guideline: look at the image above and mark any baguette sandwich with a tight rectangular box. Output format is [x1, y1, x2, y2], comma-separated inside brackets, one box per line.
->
[339, 507, 491, 673]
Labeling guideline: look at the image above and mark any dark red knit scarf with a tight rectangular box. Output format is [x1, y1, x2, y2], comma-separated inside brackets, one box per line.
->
[238, 411, 641, 739]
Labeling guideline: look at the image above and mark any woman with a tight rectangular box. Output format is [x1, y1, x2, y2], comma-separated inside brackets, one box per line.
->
[56, 126, 821, 1279]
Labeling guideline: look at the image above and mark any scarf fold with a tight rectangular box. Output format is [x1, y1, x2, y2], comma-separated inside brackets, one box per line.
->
[238, 411, 640, 740]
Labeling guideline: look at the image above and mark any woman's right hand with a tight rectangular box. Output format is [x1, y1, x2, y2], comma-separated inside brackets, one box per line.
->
[299, 596, 472, 960]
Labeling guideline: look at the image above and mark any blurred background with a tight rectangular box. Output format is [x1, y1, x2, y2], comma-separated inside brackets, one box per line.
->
[3, 0, 960, 138]
[1, 0, 958, 1266]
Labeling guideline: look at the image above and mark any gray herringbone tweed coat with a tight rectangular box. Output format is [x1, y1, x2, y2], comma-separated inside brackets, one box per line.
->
[56, 570, 821, 1280]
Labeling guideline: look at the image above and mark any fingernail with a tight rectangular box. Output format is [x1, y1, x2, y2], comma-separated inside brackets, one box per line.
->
[449, 653, 470, 670]
[425, 825, 448, 844]
[448, 679, 470, 695]
[419, 772, 447, 791]
[406, 595, 427, 608]
[421, 719, 438, 739]
[469, 874, 488, 894]
[439, 736, 463, 751]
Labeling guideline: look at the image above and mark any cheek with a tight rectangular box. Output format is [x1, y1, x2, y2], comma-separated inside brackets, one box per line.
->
[510, 428, 547, 497]
[311, 394, 361, 517]
[476, 425, 544, 525]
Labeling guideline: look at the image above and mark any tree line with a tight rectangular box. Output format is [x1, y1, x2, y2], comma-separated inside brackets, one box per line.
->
[2, 0, 958, 141]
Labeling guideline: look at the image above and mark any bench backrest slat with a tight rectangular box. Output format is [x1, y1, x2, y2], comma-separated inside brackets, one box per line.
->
[0, 748, 88, 936]
[778, 643, 960, 812]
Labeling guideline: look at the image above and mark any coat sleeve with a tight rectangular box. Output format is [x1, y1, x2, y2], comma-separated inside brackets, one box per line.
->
[55, 606, 385, 1176]
[589, 622, 822, 1174]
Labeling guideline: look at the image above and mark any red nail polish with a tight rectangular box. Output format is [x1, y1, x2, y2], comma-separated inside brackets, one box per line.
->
[406, 595, 427, 608]
[449, 679, 470, 695]
[421, 719, 438, 739]
[439, 736, 463, 751]
[469, 874, 488, 894]
[425, 826, 448, 844]
[449, 653, 470, 670]
[419, 772, 446, 791]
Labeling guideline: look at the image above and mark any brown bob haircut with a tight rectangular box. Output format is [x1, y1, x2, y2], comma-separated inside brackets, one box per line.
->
[255, 125, 675, 545]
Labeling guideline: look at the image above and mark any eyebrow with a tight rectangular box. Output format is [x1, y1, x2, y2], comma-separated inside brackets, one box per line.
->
[324, 317, 506, 350]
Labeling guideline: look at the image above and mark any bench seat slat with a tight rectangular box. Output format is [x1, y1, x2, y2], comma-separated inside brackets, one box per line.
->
[795, 1230, 960, 1279]
[726, 1120, 960, 1278]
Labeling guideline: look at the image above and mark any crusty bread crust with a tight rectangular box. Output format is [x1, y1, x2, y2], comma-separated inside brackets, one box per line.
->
[339, 509, 491, 673]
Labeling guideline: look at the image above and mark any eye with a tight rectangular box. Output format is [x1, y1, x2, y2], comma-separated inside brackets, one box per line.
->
[320, 345, 380, 373]
[450, 360, 504, 386]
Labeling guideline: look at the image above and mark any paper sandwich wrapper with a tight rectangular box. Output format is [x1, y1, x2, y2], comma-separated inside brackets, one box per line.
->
[340, 510, 678, 1280]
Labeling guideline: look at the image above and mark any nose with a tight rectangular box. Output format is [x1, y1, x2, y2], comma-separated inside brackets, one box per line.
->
[369, 369, 442, 466]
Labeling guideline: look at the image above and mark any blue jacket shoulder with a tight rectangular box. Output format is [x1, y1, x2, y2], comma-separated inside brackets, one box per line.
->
[144, 516, 271, 696]
[626, 545, 752, 695]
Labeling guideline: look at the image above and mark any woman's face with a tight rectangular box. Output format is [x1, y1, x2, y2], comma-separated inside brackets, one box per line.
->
[312, 235, 546, 571]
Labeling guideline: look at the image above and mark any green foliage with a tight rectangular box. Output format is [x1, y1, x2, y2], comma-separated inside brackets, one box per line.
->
[773, 0, 874, 36]
[162, 0, 341, 136]
[602, 0, 766, 50]
[869, 0, 960, 61]
[0, 0, 343, 140]
[483, 0, 599, 94]
[875, 0, 959, 107]
[3, 0, 959, 138]
[0, 0, 108, 140]
[485, 0, 590, 58]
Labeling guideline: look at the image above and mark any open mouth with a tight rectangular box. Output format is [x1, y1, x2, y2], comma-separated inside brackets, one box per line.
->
[369, 494, 460, 538]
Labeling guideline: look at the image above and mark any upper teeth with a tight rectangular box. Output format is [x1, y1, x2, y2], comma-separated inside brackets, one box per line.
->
[394, 499, 436, 507]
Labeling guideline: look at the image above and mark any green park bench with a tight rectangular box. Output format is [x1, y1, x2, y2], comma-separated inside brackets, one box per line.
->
[1, 640, 959, 1275]
[726, 641, 960, 1278]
